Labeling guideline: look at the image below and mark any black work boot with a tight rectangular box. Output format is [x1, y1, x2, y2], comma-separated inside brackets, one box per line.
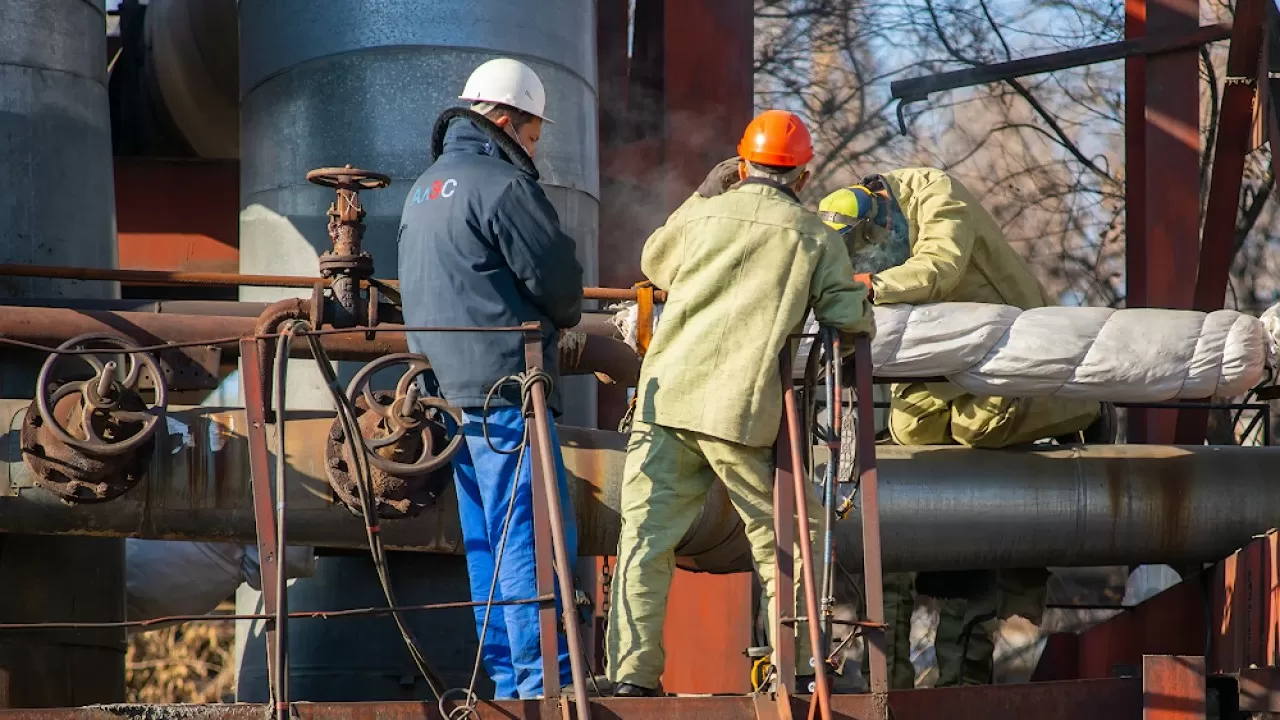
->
[613, 682, 660, 697]
[560, 675, 614, 698]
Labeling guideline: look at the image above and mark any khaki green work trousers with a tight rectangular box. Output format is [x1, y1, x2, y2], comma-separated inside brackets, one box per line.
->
[888, 382, 1100, 448]
[606, 420, 823, 690]
[859, 568, 1050, 688]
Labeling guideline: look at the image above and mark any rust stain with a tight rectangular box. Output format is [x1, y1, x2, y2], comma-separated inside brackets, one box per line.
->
[185, 414, 209, 507]
[1104, 454, 1128, 551]
[206, 411, 241, 510]
[1154, 455, 1193, 555]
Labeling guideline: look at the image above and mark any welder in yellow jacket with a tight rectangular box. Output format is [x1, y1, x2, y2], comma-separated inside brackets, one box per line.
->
[605, 110, 875, 697]
[818, 168, 1112, 689]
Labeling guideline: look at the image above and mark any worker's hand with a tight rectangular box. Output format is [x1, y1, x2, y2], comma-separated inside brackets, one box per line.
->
[853, 272, 875, 300]
[696, 156, 743, 198]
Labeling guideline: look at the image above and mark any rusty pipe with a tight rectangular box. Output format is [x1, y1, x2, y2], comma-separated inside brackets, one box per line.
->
[0, 306, 638, 384]
[0, 264, 667, 301]
[3, 402, 1280, 571]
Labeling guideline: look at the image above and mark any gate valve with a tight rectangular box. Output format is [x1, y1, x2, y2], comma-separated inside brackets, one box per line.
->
[21, 333, 168, 502]
[325, 353, 464, 519]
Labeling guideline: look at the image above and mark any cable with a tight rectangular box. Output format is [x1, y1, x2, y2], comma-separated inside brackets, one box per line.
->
[304, 333, 448, 701]
[270, 322, 304, 720]
[0, 596, 555, 631]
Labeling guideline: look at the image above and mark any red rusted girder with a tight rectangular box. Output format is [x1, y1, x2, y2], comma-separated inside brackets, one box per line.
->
[522, 329, 577, 709]
[114, 159, 239, 275]
[853, 335, 888, 699]
[240, 338, 285, 709]
[1043, 570, 1206, 681]
[1141, 655, 1205, 720]
[1211, 529, 1280, 674]
[1126, 0, 1201, 444]
[1190, 0, 1268, 315]
[0, 679, 1145, 719]
[775, 353, 799, 696]
[1173, 0, 1269, 445]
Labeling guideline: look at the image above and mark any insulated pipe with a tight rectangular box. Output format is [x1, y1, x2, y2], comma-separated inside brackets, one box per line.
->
[2, 402, 1278, 572]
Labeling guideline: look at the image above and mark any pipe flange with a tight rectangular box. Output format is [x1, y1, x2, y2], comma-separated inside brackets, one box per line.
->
[318, 252, 374, 278]
[34, 333, 168, 457]
[20, 391, 154, 503]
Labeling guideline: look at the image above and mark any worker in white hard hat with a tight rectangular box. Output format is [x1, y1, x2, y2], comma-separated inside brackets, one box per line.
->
[398, 58, 601, 700]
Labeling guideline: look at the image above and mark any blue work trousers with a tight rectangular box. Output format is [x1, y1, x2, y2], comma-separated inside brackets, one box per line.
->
[452, 405, 578, 699]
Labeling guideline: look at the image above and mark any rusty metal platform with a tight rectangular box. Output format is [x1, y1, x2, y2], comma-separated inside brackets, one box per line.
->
[0, 679, 1144, 720]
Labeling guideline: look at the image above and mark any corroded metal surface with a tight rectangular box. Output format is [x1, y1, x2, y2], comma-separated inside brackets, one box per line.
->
[325, 392, 454, 519]
[20, 393, 152, 503]
[0, 305, 639, 383]
[19, 334, 168, 502]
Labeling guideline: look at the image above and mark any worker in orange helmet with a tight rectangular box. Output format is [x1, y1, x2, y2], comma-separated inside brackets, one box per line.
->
[605, 110, 875, 697]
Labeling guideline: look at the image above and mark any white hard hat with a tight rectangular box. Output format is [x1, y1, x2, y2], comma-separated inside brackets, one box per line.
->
[459, 58, 552, 123]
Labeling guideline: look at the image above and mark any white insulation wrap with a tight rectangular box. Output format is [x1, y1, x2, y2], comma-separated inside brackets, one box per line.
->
[612, 301, 1276, 402]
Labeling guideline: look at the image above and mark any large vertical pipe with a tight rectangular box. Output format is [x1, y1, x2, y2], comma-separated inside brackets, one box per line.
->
[236, 0, 599, 701]
[0, 0, 125, 706]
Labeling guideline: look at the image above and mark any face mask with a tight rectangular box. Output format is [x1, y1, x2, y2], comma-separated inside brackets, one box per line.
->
[847, 196, 910, 274]
[504, 124, 533, 158]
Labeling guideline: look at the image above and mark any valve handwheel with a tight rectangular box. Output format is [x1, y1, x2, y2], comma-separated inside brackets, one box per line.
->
[34, 333, 168, 457]
[306, 164, 391, 191]
[343, 353, 464, 476]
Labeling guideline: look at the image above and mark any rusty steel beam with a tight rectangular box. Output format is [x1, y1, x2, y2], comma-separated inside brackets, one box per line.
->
[6, 405, 1280, 572]
[0, 678, 1143, 719]
[0, 306, 639, 386]
[1211, 529, 1280, 675]
[890, 23, 1232, 102]
[1127, 0, 1202, 444]
[1174, 0, 1270, 445]
[1191, 1, 1267, 315]
[1141, 655, 1205, 720]
[114, 159, 240, 276]
[0, 265, 666, 302]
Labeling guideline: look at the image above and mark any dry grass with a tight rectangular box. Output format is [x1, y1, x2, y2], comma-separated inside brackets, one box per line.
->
[126, 602, 237, 703]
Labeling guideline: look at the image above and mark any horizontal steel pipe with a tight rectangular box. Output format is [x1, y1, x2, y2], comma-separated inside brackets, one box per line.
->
[0, 306, 638, 385]
[1, 402, 1277, 571]
[0, 265, 668, 301]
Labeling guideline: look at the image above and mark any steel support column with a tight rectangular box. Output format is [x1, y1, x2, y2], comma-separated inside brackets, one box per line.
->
[1175, 0, 1268, 444]
[1127, 0, 1201, 443]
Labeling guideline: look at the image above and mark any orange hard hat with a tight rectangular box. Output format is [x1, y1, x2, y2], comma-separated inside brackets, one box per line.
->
[737, 110, 814, 167]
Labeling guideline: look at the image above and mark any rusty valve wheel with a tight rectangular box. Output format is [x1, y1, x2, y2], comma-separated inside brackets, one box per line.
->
[35, 333, 168, 456]
[325, 354, 464, 519]
[21, 333, 168, 502]
[306, 164, 391, 191]
[344, 354, 463, 475]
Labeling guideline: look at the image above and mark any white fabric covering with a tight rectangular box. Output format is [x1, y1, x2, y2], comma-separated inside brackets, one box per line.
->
[612, 301, 1275, 402]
